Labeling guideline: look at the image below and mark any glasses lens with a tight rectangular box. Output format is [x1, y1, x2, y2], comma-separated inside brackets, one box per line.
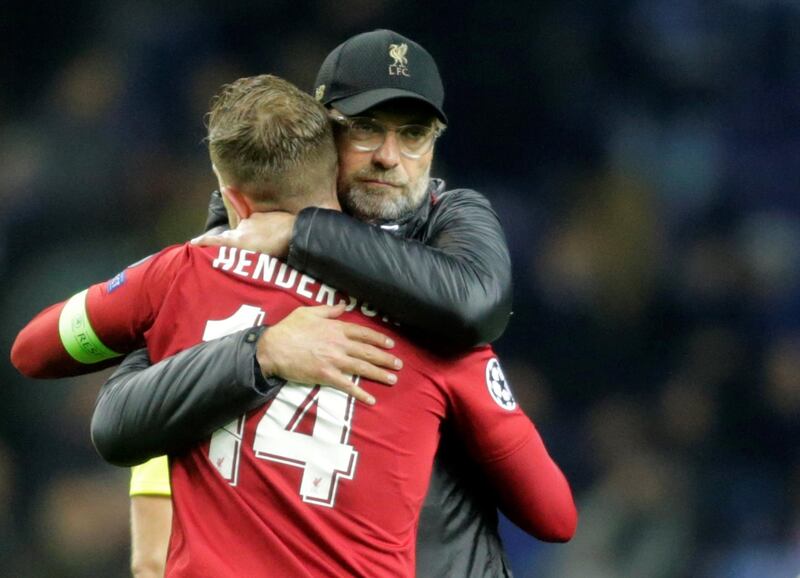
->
[347, 118, 384, 150]
[398, 125, 435, 154]
[340, 116, 437, 157]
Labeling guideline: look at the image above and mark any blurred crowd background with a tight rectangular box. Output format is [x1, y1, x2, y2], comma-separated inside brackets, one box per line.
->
[1, 1, 799, 576]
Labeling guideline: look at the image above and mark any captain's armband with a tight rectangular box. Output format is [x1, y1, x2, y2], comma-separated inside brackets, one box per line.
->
[58, 289, 121, 364]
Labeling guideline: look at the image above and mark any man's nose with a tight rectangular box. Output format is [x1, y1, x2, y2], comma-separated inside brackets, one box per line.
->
[371, 131, 401, 169]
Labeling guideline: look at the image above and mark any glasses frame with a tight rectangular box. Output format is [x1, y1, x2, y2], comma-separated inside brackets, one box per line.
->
[329, 112, 444, 159]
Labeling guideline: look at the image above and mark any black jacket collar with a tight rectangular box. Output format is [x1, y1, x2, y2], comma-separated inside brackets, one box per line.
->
[374, 178, 446, 239]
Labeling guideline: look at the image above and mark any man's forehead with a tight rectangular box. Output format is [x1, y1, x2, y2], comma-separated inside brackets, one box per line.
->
[360, 99, 438, 124]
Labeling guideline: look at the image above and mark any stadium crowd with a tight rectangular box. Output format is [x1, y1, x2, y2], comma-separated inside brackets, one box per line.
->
[1, 1, 799, 576]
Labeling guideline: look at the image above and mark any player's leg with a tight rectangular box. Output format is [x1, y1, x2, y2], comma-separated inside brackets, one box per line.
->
[129, 457, 172, 578]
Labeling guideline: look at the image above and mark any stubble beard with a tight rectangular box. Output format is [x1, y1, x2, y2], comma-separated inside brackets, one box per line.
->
[338, 165, 431, 223]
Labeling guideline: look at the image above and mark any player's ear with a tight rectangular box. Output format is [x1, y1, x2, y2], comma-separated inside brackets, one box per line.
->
[221, 186, 253, 220]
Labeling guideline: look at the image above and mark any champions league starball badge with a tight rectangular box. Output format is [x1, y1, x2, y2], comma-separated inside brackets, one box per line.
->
[485, 358, 516, 410]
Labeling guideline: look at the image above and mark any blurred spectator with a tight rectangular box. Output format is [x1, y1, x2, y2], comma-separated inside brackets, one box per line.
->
[541, 399, 694, 578]
[33, 471, 130, 578]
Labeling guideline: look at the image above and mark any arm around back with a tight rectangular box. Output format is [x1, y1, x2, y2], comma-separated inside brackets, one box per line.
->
[288, 188, 512, 347]
[444, 350, 577, 542]
[489, 428, 577, 542]
[91, 327, 273, 466]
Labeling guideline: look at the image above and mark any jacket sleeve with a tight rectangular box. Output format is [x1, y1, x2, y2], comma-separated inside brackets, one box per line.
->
[288, 190, 512, 347]
[204, 189, 229, 232]
[91, 327, 279, 467]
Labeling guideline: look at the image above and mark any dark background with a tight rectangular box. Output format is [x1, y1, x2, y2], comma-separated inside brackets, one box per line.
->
[1, 1, 799, 576]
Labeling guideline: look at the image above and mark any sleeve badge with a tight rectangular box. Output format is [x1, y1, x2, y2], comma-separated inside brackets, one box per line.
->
[486, 358, 517, 410]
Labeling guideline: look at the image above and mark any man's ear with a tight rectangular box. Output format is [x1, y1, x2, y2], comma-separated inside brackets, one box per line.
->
[221, 186, 253, 220]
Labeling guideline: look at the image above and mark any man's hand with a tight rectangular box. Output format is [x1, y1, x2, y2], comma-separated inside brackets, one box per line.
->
[192, 211, 296, 258]
[257, 303, 402, 405]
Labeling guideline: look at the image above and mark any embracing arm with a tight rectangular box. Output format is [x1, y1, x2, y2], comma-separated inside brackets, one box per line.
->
[90, 304, 399, 465]
[10, 245, 192, 380]
[289, 190, 512, 346]
[446, 350, 577, 542]
[199, 188, 513, 346]
[485, 428, 577, 542]
[11, 300, 118, 378]
[88, 185, 511, 463]
[91, 328, 273, 466]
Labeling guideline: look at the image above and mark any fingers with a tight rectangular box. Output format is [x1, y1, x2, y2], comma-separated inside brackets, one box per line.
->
[323, 372, 376, 406]
[341, 323, 395, 348]
[333, 340, 400, 387]
[190, 232, 235, 247]
[315, 351, 397, 405]
[349, 384, 376, 406]
[305, 302, 347, 319]
[346, 342, 402, 371]
[338, 356, 398, 387]
[315, 350, 397, 389]
[267, 305, 403, 406]
[304, 309, 395, 349]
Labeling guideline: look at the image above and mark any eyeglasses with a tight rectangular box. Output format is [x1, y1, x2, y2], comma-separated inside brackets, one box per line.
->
[330, 113, 443, 159]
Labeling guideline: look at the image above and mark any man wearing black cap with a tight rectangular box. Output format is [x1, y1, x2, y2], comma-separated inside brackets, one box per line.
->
[95, 30, 519, 577]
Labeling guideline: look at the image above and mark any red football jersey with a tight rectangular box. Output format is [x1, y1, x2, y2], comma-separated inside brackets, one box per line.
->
[16, 243, 575, 577]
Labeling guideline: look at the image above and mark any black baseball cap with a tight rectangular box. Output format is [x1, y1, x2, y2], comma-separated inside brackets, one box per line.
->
[314, 29, 447, 124]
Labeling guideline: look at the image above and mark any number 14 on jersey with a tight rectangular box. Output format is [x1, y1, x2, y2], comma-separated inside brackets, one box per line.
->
[204, 305, 360, 508]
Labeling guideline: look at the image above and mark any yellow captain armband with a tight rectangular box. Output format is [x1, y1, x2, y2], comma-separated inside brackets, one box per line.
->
[130, 456, 172, 497]
[58, 289, 121, 364]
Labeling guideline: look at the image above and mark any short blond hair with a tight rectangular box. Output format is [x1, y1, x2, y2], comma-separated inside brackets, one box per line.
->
[207, 74, 336, 205]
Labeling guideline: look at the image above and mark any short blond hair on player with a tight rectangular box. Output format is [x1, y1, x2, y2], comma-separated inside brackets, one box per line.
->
[206, 74, 337, 207]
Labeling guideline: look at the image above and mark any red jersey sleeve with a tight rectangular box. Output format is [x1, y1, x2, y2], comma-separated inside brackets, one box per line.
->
[11, 245, 189, 378]
[442, 347, 577, 542]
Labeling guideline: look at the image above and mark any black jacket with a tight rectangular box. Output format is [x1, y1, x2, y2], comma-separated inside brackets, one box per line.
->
[287, 179, 511, 347]
[92, 180, 515, 578]
[203, 178, 512, 346]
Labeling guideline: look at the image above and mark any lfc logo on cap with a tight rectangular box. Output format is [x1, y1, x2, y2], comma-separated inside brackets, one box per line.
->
[315, 84, 326, 101]
[388, 43, 410, 77]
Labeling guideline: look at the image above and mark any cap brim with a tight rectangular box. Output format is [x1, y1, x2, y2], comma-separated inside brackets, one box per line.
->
[329, 88, 447, 124]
